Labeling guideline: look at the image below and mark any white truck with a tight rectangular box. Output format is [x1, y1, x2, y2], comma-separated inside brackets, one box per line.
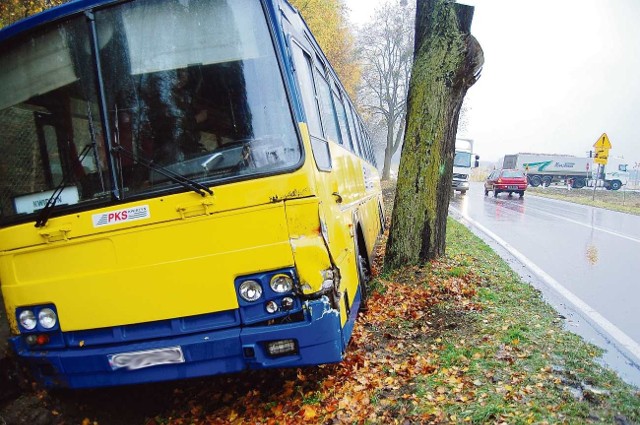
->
[502, 153, 629, 190]
[452, 138, 479, 195]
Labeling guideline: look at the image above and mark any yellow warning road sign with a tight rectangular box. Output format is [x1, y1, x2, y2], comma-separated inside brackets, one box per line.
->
[593, 133, 612, 150]
[594, 150, 609, 165]
[593, 133, 611, 165]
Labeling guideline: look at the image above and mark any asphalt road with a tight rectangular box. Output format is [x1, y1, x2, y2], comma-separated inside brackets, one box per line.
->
[449, 182, 640, 386]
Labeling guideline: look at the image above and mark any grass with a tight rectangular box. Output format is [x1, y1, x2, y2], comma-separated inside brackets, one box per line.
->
[390, 217, 640, 423]
[528, 185, 640, 215]
[5, 182, 640, 425]
[355, 198, 640, 423]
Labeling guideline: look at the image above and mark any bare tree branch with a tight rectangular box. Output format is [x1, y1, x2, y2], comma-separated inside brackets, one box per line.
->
[356, 0, 415, 180]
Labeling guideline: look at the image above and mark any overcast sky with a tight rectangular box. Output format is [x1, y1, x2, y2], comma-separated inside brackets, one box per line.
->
[346, 0, 640, 166]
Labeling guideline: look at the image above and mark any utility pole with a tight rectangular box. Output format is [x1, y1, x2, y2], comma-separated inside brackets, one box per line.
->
[592, 164, 599, 201]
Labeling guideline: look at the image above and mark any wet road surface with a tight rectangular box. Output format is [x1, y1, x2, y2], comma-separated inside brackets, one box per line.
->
[449, 182, 640, 385]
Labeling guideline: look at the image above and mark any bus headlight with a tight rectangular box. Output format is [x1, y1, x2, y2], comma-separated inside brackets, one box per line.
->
[19, 310, 37, 330]
[239, 280, 263, 302]
[38, 308, 58, 329]
[270, 274, 293, 293]
[265, 301, 278, 314]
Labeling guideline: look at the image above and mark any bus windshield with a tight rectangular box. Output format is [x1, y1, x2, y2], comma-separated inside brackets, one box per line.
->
[0, 0, 300, 224]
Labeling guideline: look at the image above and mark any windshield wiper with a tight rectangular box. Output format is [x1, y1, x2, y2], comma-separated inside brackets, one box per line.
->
[111, 145, 213, 197]
[34, 144, 93, 228]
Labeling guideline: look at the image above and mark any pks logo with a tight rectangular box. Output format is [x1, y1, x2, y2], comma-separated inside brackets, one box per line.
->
[93, 205, 150, 228]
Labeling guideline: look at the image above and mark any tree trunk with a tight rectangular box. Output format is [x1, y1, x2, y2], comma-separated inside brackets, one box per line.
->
[381, 119, 395, 180]
[384, 0, 483, 271]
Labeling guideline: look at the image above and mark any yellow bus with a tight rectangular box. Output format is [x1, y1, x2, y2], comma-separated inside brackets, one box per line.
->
[0, 0, 384, 388]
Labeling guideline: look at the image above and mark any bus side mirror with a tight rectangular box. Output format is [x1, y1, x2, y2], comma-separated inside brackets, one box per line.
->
[474, 155, 480, 168]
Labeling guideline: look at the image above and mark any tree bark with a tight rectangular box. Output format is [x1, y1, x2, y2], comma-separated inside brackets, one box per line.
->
[384, 0, 483, 271]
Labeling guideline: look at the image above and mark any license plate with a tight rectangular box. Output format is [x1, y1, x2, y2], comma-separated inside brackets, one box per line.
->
[507, 185, 518, 189]
[108, 346, 185, 371]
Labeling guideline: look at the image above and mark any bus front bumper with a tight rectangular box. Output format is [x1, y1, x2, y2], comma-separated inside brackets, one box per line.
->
[10, 299, 343, 389]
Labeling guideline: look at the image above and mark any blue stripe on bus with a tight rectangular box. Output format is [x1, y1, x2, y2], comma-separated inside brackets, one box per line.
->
[10, 298, 345, 388]
[63, 309, 241, 349]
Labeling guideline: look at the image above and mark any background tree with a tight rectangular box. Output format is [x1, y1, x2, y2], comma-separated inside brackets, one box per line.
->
[290, 0, 360, 99]
[0, 0, 65, 28]
[384, 0, 483, 270]
[357, 0, 414, 181]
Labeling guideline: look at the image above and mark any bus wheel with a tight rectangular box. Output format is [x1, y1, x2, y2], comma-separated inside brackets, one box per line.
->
[355, 235, 371, 311]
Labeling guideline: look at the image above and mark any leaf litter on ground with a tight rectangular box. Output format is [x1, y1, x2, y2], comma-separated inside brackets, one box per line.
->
[17, 181, 640, 424]
[142, 182, 639, 425]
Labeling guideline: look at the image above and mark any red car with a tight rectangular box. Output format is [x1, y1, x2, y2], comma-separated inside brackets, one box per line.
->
[484, 169, 527, 198]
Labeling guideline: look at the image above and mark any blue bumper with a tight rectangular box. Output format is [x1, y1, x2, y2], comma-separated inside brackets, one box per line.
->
[10, 299, 344, 389]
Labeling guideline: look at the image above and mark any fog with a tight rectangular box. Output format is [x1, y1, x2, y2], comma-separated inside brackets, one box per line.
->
[347, 0, 640, 168]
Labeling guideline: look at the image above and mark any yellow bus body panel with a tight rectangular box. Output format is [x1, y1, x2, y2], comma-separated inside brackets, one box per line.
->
[284, 198, 332, 293]
[0, 167, 326, 333]
[297, 123, 383, 327]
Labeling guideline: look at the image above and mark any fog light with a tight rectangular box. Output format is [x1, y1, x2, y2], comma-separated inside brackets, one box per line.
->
[281, 297, 294, 311]
[38, 308, 57, 329]
[25, 335, 38, 346]
[36, 334, 50, 345]
[239, 280, 263, 302]
[266, 339, 297, 357]
[265, 300, 278, 314]
[270, 274, 293, 293]
[19, 310, 37, 330]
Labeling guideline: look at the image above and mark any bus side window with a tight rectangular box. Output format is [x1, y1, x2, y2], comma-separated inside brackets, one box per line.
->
[344, 101, 359, 154]
[290, 42, 331, 170]
[333, 87, 353, 150]
[369, 136, 376, 166]
[361, 130, 371, 163]
[345, 104, 361, 157]
[313, 61, 341, 145]
[363, 131, 374, 164]
[360, 123, 370, 162]
[365, 129, 374, 164]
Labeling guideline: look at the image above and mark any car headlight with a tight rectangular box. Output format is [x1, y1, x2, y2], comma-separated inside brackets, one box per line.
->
[239, 280, 263, 302]
[19, 310, 37, 330]
[270, 274, 293, 293]
[38, 308, 58, 329]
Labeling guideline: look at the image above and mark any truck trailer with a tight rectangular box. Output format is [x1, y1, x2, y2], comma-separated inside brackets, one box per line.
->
[502, 153, 629, 190]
